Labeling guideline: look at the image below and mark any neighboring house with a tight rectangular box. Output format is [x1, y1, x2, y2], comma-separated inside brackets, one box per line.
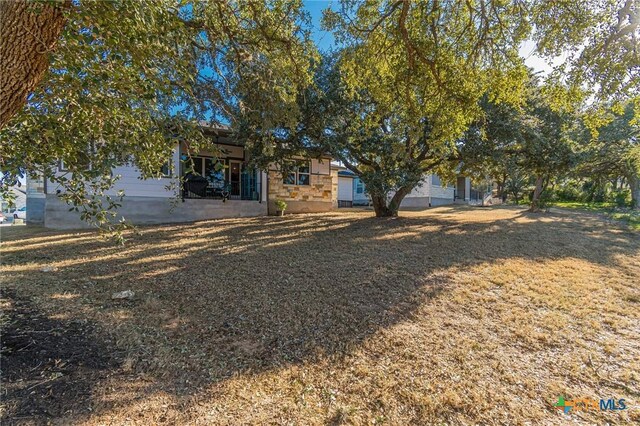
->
[335, 167, 472, 208]
[27, 127, 337, 229]
[1, 185, 27, 212]
[337, 169, 370, 207]
[403, 174, 472, 207]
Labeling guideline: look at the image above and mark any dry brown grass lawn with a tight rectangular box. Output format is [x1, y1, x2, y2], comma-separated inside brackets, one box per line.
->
[1, 205, 639, 425]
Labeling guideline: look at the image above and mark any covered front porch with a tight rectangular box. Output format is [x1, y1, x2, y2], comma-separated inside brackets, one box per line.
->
[178, 137, 266, 203]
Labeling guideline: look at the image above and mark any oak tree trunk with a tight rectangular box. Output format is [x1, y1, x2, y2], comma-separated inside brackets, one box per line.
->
[0, 0, 68, 129]
[371, 186, 413, 217]
[371, 194, 394, 217]
[630, 173, 640, 210]
[511, 186, 521, 204]
[497, 173, 507, 202]
[529, 175, 544, 212]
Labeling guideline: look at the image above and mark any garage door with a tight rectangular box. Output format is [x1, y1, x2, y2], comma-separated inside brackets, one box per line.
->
[338, 177, 353, 202]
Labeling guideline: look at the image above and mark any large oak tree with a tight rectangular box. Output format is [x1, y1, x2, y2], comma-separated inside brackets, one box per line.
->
[318, 0, 638, 216]
[317, 0, 531, 216]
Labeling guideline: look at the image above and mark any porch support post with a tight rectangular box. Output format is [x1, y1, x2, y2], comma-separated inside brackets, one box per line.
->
[465, 177, 471, 202]
[173, 142, 181, 177]
[173, 142, 182, 200]
[260, 171, 268, 203]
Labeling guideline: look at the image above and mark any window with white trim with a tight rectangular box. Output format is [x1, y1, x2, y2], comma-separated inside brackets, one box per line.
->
[284, 163, 311, 186]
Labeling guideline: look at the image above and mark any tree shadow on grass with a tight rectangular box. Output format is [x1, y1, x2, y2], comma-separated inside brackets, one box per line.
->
[0, 288, 123, 424]
[0, 206, 638, 422]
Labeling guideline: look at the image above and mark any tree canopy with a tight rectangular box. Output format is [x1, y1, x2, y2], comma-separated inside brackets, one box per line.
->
[578, 102, 640, 207]
[1, 0, 639, 228]
[277, 0, 532, 216]
[0, 0, 316, 232]
[530, 0, 639, 103]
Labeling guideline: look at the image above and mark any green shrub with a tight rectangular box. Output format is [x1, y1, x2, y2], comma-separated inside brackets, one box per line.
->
[609, 189, 631, 207]
[274, 199, 287, 212]
[553, 185, 581, 202]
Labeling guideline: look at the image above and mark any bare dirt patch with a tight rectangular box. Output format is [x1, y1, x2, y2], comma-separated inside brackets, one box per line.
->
[0, 288, 122, 424]
[0, 206, 638, 424]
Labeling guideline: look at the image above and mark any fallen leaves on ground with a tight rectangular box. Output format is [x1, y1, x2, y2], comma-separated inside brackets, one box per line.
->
[1, 206, 638, 425]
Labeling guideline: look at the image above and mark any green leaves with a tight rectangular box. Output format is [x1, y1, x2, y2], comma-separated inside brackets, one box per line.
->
[2, 0, 637, 226]
[315, 1, 534, 213]
[1, 0, 315, 233]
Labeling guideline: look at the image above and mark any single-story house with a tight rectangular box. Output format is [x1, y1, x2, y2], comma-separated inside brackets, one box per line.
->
[27, 127, 337, 228]
[335, 165, 473, 208]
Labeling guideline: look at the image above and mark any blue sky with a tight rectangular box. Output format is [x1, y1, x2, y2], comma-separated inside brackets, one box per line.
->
[303, 0, 336, 52]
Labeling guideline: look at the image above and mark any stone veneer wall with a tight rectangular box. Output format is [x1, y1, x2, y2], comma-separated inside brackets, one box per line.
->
[268, 170, 338, 214]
